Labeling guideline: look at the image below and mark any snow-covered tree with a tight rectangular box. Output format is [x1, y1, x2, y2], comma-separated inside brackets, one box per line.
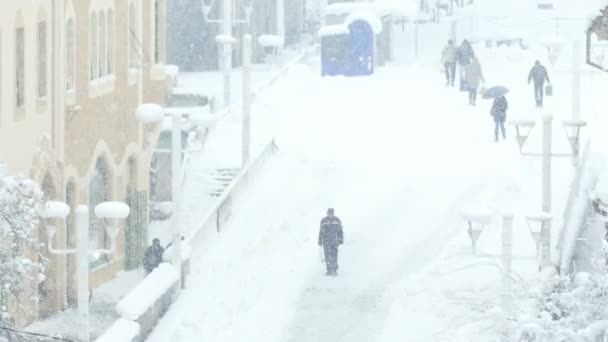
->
[0, 171, 46, 325]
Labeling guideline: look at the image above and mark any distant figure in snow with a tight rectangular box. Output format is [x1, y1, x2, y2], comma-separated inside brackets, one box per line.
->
[528, 60, 551, 107]
[318, 208, 344, 276]
[490, 95, 508, 142]
[441, 40, 457, 86]
[456, 39, 475, 90]
[464, 56, 484, 106]
[143, 238, 165, 276]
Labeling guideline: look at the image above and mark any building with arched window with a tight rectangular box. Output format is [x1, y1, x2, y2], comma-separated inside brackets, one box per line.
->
[0, 0, 171, 328]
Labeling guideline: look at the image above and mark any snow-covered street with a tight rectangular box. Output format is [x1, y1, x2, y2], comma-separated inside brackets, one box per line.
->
[147, 36, 555, 340]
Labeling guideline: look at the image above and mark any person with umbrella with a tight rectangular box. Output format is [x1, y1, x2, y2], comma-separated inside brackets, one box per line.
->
[483, 86, 509, 141]
[528, 60, 551, 107]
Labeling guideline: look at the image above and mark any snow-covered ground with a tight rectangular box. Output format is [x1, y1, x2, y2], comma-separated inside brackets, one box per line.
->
[144, 1, 608, 341]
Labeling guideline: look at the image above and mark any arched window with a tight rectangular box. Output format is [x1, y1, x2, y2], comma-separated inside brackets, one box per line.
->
[89, 157, 111, 266]
[129, 2, 137, 69]
[99, 11, 106, 77]
[90, 12, 98, 80]
[66, 18, 74, 90]
[37, 20, 47, 98]
[107, 9, 113, 74]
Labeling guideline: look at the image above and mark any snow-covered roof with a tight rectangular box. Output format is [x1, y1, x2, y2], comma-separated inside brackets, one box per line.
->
[318, 24, 349, 37]
[258, 34, 285, 48]
[345, 10, 383, 34]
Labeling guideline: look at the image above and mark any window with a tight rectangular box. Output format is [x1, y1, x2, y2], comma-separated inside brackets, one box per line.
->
[154, 0, 160, 63]
[15, 27, 24, 108]
[99, 11, 106, 77]
[66, 19, 74, 90]
[89, 158, 111, 267]
[129, 2, 137, 69]
[38, 21, 47, 98]
[90, 12, 97, 80]
[107, 10, 113, 74]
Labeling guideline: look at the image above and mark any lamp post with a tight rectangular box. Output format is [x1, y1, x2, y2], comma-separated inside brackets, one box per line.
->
[460, 207, 514, 331]
[510, 115, 586, 269]
[42, 201, 129, 342]
[524, 212, 552, 271]
[201, 0, 253, 108]
[460, 206, 492, 255]
[242, 34, 252, 167]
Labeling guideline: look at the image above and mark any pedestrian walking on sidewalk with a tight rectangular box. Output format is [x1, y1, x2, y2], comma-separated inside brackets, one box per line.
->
[464, 56, 484, 105]
[143, 238, 165, 276]
[318, 208, 344, 276]
[490, 95, 508, 142]
[456, 39, 475, 91]
[528, 60, 551, 107]
[441, 40, 457, 86]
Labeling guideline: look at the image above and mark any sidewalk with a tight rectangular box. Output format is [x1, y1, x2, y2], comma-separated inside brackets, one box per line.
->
[26, 269, 143, 341]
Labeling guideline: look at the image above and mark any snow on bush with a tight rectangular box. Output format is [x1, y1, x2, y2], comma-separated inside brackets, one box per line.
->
[0, 171, 47, 323]
[514, 272, 608, 341]
[116, 263, 179, 320]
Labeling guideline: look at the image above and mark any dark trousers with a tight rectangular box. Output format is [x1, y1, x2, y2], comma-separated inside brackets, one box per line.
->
[468, 88, 477, 105]
[444, 62, 456, 86]
[494, 119, 506, 140]
[534, 81, 544, 106]
[323, 244, 339, 273]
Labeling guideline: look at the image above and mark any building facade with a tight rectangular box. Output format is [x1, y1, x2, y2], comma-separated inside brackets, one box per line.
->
[0, 0, 170, 327]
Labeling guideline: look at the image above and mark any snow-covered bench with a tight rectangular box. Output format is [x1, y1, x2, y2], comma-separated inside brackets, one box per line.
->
[115, 263, 180, 341]
[95, 319, 140, 342]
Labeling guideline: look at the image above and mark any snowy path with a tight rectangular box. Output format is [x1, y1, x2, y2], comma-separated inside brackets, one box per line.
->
[147, 55, 527, 341]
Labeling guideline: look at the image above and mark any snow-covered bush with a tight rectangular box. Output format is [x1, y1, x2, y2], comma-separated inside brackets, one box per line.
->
[515, 272, 608, 341]
[0, 171, 46, 324]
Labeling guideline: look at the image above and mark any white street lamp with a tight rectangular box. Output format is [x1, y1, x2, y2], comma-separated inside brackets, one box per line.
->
[510, 114, 586, 270]
[43, 201, 129, 342]
[525, 212, 552, 270]
[201, 0, 253, 108]
[460, 206, 492, 255]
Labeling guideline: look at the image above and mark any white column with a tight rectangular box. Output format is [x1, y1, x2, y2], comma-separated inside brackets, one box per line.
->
[76, 205, 89, 342]
[242, 35, 252, 167]
[572, 40, 582, 120]
[501, 213, 514, 327]
[541, 114, 552, 268]
[171, 114, 182, 286]
[222, 0, 233, 107]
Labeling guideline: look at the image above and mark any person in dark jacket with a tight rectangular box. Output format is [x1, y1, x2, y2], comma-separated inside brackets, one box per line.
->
[318, 208, 344, 276]
[490, 96, 508, 142]
[456, 40, 475, 90]
[528, 60, 550, 107]
[143, 238, 165, 276]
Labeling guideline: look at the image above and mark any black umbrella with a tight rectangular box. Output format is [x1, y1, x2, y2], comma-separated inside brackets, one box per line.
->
[481, 86, 509, 99]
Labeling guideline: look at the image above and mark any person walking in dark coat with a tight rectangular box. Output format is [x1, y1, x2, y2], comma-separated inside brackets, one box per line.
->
[528, 60, 550, 107]
[143, 238, 165, 276]
[490, 96, 508, 142]
[456, 40, 475, 90]
[441, 40, 457, 86]
[318, 208, 344, 276]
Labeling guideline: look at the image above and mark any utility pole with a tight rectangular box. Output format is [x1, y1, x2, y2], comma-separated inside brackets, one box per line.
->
[541, 115, 553, 268]
[242, 35, 252, 167]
